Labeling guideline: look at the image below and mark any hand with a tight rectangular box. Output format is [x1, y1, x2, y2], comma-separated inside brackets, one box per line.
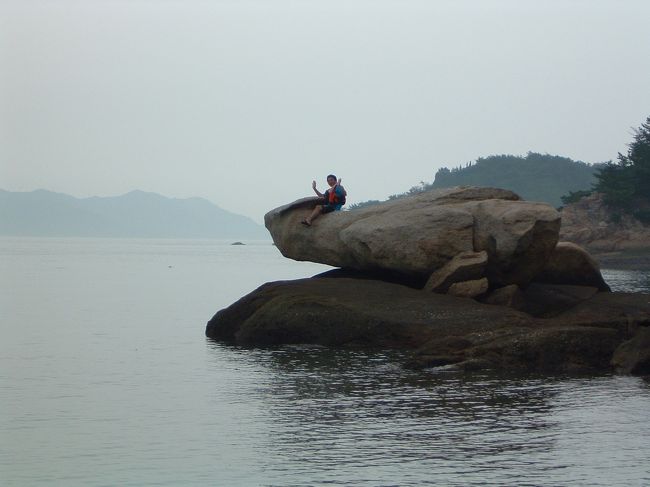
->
[312, 180, 317, 190]
[337, 178, 342, 186]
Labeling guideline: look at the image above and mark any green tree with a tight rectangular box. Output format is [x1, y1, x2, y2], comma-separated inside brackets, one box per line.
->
[594, 116, 650, 221]
[561, 189, 593, 205]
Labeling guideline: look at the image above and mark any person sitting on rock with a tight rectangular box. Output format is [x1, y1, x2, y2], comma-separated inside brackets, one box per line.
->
[301, 174, 346, 226]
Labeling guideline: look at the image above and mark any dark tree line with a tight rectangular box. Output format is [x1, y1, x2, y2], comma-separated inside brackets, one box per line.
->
[591, 116, 650, 222]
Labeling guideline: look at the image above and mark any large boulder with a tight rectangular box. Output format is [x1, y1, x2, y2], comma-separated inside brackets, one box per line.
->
[534, 242, 610, 291]
[265, 187, 561, 287]
[206, 278, 530, 349]
[205, 277, 531, 347]
[205, 275, 650, 374]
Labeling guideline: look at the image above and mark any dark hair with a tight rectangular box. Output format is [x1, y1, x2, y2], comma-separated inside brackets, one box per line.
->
[326, 174, 337, 180]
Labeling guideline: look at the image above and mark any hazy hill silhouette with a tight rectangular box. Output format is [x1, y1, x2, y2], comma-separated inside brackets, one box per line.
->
[0, 189, 267, 238]
[430, 153, 604, 207]
[349, 153, 605, 211]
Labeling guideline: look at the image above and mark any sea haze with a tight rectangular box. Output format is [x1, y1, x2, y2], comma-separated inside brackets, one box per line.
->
[0, 189, 267, 239]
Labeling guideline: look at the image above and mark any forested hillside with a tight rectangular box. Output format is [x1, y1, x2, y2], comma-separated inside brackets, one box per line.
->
[429, 153, 602, 207]
[349, 152, 603, 210]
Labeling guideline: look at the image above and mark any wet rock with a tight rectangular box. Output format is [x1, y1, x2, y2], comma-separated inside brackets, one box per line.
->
[611, 327, 650, 375]
[206, 275, 650, 375]
[520, 283, 600, 318]
[206, 277, 530, 347]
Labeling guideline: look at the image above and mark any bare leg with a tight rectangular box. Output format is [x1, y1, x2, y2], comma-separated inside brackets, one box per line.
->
[305, 206, 322, 225]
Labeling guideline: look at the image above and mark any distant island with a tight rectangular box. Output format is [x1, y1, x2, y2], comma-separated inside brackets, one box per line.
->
[429, 153, 604, 208]
[0, 189, 268, 239]
[350, 152, 604, 210]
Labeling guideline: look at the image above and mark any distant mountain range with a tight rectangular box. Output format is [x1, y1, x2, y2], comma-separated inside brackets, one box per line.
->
[0, 189, 268, 239]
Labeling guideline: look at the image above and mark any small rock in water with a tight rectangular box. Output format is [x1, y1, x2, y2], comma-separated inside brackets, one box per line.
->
[231, 242, 245, 246]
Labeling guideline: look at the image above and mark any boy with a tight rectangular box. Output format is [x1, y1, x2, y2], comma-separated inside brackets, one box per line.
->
[301, 174, 346, 226]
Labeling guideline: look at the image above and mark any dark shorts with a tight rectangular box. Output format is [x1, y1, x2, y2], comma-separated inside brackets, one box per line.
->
[321, 204, 341, 214]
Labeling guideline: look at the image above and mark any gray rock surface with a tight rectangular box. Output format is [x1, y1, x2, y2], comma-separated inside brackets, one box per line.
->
[265, 187, 561, 287]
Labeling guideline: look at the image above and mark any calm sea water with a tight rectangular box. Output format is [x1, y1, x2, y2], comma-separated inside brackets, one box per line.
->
[1, 237, 650, 486]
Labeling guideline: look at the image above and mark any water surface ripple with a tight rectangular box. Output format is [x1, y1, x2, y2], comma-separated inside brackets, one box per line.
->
[1, 238, 649, 486]
[207, 345, 650, 486]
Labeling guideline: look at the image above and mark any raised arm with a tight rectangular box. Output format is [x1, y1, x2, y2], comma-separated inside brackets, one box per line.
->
[337, 178, 347, 197]
[312, 180, 324, 197]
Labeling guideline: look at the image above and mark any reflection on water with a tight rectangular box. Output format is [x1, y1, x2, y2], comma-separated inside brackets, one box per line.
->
[206, 344, 650, 486]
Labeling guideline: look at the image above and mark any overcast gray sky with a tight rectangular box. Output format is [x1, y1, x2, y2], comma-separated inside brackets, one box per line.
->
[1, 0, 649, 222]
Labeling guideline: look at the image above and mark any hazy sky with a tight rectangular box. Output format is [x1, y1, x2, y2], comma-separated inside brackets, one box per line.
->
[1, 0, 649, 221]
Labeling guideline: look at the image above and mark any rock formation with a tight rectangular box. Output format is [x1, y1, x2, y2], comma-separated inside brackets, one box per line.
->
[206, 276, 650, 374]
[265, 187, 560, 287]
[560, 192, 650, 253]
[207, 186, 650, 375]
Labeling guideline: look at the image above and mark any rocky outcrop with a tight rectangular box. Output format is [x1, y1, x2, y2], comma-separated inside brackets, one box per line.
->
[206, 277, 530, 348]
[265, 187, 561, 287]
[560, 192, 650, 252]
[205, 276, 650, 374]
[205, 186, 648, 375]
